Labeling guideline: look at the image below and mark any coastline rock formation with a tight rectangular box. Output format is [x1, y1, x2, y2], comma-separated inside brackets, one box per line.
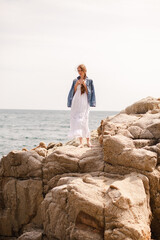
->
[0, 96, 160, 240]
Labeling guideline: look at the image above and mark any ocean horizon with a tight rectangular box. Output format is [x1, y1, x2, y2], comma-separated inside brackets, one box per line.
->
[0, 109, 119, 159]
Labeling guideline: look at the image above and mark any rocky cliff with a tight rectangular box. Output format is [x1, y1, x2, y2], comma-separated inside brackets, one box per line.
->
[0, 96, 160, 240]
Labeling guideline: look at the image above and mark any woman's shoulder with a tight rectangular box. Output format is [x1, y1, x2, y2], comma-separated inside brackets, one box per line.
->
[72, 79, 77, 84]
[86, 76, 93, 80]
[86, 78, 93, 83]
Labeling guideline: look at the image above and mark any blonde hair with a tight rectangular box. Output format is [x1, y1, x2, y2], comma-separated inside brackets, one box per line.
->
[77, 64, 87, 79]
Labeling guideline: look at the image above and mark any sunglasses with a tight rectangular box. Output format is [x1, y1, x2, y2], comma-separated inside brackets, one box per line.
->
[77, 69, 83, 72]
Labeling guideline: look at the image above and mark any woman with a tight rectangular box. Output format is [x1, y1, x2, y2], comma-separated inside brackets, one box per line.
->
[67, 64, 96, 148]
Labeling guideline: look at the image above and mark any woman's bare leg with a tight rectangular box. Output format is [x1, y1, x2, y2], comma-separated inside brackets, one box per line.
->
[86, 137, 92, 147]
[78, 137, 83, 148]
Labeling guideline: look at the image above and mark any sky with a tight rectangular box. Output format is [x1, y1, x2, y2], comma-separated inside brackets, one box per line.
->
[0, 0, 160, 111]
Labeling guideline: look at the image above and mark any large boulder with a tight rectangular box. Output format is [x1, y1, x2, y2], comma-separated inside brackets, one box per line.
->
[103, 134, 157, 172]
[125, 96, 160, 114]
[41, 173, 151, 240]
[0, 150, 44, 236]
[98, 96, 160, 239]
[0, 177, 43, 236]
[42, 145, 103, 194]
[0, 150, 43, 178]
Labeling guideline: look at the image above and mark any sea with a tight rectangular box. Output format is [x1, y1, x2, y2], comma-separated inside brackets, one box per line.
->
[0, 109, 118, 159]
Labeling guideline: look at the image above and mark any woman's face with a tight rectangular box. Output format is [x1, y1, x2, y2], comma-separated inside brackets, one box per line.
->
[77, 67, 85, 78]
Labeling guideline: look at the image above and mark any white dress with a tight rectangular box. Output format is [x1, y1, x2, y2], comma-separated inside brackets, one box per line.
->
[68, 81, 90, 139]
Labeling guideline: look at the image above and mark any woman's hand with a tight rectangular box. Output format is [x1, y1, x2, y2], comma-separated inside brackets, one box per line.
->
[76, 80, 81, 85]
[80, 79, 85, 85]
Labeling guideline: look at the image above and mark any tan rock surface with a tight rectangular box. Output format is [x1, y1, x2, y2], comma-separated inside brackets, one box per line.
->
[98, 97, 160, 239]
[1, 96, 160, 239]
[103, 134, 157, 172]
[17, 230, 43, 240]
[125, 96, 160, 114]
[41, 173, 151, 240]
[0, 150, 43, 178]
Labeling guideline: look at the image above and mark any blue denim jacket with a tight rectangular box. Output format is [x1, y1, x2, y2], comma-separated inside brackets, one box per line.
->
[67, 76, 96, 107]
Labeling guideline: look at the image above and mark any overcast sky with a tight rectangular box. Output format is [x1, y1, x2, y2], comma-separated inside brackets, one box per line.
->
[0, 0, 160, 111]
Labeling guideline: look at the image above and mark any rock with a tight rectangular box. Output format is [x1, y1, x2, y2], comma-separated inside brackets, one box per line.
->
[30, 142, 48, 157]
[132, 112, 160, 129]
[32, 142, 47, 149]
[0, 150, 43, 178]
[29, 142, 49, 157]
[125, 96, 160, 114]
[17, 230, 43, 240]
[1, 96, 160, 239]
[78, 146, 103, 173]
[42, 146, 80, 188]
[22, 147, 28, 151]
[42, 145, 103, 194]
[104, 173, 151, 240]
[147, 122, 160, 139]
[128, 125, 143, 138]
[31, 147, 48, 157]
[133, 139, 156, 148]
[140, 129, 155, 139]
[47, 142, 63, 150]
[98, 97, 160, 238]
[103, 164, 160, 240]
[103, 134, 157, 172]
[41, 173, 151, 240]
[0, 178, 43, 236]
[117, 128, 134, 138]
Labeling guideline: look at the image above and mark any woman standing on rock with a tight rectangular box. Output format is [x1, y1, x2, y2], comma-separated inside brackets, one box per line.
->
[67, 64, 96, 148]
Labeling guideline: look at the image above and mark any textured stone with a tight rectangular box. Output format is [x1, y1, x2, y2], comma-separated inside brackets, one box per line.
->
[0, 178, 43, 236]
[103, 134, 157, 172]
[41, 173, 151, 240]
[0, 150, 43, 178]
[42, 145, 103, 193]
[125, 96, 160, 114]
[17, 230, 43, 240]
[1, 96, 160, 239]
